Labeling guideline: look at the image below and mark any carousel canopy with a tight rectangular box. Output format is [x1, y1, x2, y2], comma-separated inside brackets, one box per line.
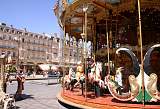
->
[54, 0, 160, 40]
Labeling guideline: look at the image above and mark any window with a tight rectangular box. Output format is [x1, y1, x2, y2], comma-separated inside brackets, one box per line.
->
[22, 38, 25, 43]
[11, 30, 13, 33]
[7, 51, 11, 55]
[70, 49, 73, 56]
[3, 35, 6, 40]
[6, 29, 9, 33]
[57, 38, 59, 42]
[13, 52, 16, 57]
[47, 55, 49, 59]
[0, 35, 3, 40]
[25, 33, 28, 36]
[8, 35, 12, 40]
[54, 53, 58, 58]
[0, 27, 3, 31]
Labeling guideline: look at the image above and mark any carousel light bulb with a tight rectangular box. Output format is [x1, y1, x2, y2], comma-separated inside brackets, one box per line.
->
[83, 5, 88, 12]
[81, 33, 85, 39]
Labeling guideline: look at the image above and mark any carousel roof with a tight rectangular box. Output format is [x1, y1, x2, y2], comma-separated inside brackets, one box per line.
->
[53, 0, 160, 40]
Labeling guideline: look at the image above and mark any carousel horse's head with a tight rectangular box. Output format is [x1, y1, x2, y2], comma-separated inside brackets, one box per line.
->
[116, 67, 123, 72]
[77, 61, 84, 73]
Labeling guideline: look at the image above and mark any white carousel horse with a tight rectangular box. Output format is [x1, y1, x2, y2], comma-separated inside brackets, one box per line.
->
[63, 64, 85, 90]
[63, 74, 70, 89]
[0, 80, 15, 109]
[68, 68, 76, 80]
[63, 68, 77, 90]
[88, 62, 101, 82]
[88, 62, 105, 88]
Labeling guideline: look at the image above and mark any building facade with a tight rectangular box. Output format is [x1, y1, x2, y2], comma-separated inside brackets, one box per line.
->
[0, 23, 83, 72]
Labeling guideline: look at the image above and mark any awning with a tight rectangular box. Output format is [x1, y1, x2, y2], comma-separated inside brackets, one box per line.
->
[38, 64, 58, 71]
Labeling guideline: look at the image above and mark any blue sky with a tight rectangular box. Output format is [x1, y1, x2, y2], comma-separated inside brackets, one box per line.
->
[0, 0, 60, 35]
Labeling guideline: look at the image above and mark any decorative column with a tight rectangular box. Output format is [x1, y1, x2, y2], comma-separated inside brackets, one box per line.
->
[137, 0, 145, 105]
[83, 4, 88, 101]
[62, 26, 66, 94]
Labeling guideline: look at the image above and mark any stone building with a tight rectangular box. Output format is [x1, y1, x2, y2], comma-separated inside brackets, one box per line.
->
[0, 23, 83, 72]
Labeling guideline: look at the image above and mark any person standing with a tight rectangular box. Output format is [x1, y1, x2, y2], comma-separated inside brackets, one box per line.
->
[15, 70, 25, 100]
[115, 67, 123, 95]
[3, 73, 10, 93]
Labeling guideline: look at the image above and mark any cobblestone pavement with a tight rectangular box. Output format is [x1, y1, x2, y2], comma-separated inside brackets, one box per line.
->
[7, 79, 67, 109]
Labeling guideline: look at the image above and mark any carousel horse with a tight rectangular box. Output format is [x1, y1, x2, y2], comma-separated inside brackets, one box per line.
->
[95, 62, 105, 88]
[88, 62, 105, 96]
[0, 80, 15, 109]
[63, 73, 70, 90]
[74, 62, 85, 88]
[68, 68, 77, 91]
[88, 62, 102, 84]
[63, 68, 77, 90]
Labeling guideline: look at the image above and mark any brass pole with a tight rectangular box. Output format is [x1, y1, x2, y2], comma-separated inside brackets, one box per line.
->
[137, 0, 145, 105]
[84, 6, 88, 101]
[62, 26, 66, 95]
[105, 1, 110, 76]
[106, 20, 110, 75]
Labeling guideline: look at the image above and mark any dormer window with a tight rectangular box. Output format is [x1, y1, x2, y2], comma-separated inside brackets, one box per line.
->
[35, 35, 38, 38]
[6, 29, 9, 32]
[11, 30, 14, 34]
[25, 33, 28, 36]
[17, 31, 22, 35]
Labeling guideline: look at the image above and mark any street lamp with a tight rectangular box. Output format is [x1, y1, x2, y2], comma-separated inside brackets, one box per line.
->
[14, 36, 20, 72]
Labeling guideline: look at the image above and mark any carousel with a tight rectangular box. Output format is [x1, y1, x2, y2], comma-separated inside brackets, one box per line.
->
[54, 0, 160, 108]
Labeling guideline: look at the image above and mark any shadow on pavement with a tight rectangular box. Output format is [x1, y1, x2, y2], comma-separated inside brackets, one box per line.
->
[13, 106, 20, 109]
[58, 100, 81, 109]
[15, 94, 34, 101]
[47, 83, 59, 85]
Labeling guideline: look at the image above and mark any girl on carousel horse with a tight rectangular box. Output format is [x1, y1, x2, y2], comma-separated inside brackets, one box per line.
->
[74, 61, 85, 88]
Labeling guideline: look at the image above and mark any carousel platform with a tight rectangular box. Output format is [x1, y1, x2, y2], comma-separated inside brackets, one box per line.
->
[57, 89, 160, 109]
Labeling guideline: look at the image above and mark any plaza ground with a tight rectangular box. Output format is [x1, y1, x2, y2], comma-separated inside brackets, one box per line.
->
[7, 79, 66, 109]
[58, 88, 160, 109]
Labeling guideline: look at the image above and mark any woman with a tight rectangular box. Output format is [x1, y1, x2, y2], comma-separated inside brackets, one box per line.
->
[115, 67, 123, 95]
[15, 71, 25, 100]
